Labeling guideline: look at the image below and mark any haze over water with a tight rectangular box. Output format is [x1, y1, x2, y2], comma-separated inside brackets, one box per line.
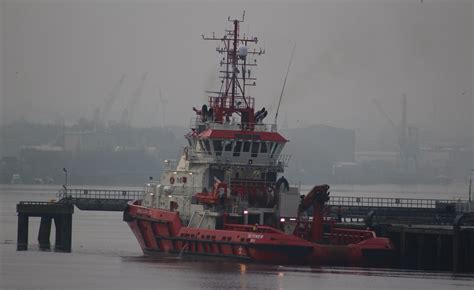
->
[0, 0, 473, 288]
[1, 1, 472, 144]
[1, 185, 474, 289]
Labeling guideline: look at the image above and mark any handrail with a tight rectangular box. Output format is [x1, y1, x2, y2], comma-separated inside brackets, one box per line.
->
[56, 188, 468, 211]
[328, 196, 463, 209]
[19, 201, 58, 205]
[208, 96, 255, 110]
[58, 188, 143, 201]
[190, 117, 277, 132]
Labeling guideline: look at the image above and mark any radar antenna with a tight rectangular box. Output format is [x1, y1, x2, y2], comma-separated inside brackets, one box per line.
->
[202, 12, 265, 124]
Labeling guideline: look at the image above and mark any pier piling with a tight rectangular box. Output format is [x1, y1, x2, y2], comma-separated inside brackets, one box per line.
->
[38, 216, 52, 250]
[17, 214, 29, 251]
[16, 202, 74, 253]
[16, 188, 142, 253]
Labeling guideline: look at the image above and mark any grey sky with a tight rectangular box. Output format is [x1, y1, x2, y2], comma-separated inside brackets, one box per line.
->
[1, 0, 472, 144]
[0, 1, 4, 127]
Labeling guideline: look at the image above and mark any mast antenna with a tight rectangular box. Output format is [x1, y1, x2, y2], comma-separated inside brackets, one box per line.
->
[275, 43, 296, 125]
[201, 12, 263, 123]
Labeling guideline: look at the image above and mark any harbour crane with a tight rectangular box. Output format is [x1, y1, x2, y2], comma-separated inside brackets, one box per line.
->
[120, 72, 148, 126]
[100, 74, 126, 126]
[158, 86, 167, 127]
[372, 94, 419, 171]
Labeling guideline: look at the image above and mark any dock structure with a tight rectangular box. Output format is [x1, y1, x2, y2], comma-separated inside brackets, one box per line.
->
[57, 188, 143, 211]
[16, 188, 474, 272]
[17, 201, 74, 252]
[16, 188, 143, 252]
[325, 196, 474, 272]
[327, 195, 470, 225]
[377, 216, 474, 272]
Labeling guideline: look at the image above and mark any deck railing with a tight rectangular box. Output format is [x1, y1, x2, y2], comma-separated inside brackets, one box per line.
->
[190, 118, 277, 132]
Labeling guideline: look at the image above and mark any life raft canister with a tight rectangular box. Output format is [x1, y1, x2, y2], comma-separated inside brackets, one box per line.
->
[170, 176, 175, 184]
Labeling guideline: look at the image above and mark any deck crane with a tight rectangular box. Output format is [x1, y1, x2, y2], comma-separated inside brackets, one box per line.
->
[295, 185, 330, 242]
[120, 72, 148, 126]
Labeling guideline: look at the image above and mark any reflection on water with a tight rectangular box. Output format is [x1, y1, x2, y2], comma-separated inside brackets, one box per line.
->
[2, 243, 474, 289]
[1, 185, 474, 289]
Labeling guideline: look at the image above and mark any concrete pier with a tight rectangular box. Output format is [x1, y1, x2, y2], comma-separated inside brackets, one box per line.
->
[350, 213, 474, 272]
[16, 188, 141, 253]
[16, 202, 74, 252]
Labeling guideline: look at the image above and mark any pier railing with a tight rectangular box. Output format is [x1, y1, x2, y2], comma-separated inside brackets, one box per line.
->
[54, 187, 470, 214]
[326, 195, 471, 225]
[19, 201, 57, 206]
[328, 196, 460, 209]
[58, 188, 143, 201]
[56, 188, 143, 211]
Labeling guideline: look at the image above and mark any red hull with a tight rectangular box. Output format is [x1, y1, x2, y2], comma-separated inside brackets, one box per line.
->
[124, 201, 394, 267]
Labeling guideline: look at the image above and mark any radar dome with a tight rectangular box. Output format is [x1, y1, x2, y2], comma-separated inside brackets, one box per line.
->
[237, 45, 248, 59]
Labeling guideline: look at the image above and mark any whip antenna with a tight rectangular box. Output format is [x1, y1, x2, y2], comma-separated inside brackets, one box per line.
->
[274, 43, 296, 125]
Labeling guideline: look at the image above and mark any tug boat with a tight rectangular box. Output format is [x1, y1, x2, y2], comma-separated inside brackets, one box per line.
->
[124, 13, 394, 266]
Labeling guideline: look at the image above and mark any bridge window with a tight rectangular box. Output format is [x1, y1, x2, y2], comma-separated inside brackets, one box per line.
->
[213, 140, 223, 156]
[243, 141, 251, 153]
[270, 143, 279, 158]
[203, 140, 212, 155]
[233, 141, 242, 157]
[251, 142, 259, 157]
[198, 140, 206, 153]
[224, 141, 233, 152]
[268, 142, 275, 156]
[260, 142, 268, 153]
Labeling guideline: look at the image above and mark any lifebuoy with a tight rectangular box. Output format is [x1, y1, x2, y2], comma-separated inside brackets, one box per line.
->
[170, 176, 175, 184]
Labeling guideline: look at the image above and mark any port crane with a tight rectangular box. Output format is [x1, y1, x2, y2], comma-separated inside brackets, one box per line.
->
[372, 94, 419, 171]
[120, 72, 149, 126]
[101, 74, 126, 125]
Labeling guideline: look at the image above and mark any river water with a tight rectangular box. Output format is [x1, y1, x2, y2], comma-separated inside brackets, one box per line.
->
[1, 184, 473, 289]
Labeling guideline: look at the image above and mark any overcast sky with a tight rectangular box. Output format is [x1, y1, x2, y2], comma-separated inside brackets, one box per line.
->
[0, 0, 472, 144]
